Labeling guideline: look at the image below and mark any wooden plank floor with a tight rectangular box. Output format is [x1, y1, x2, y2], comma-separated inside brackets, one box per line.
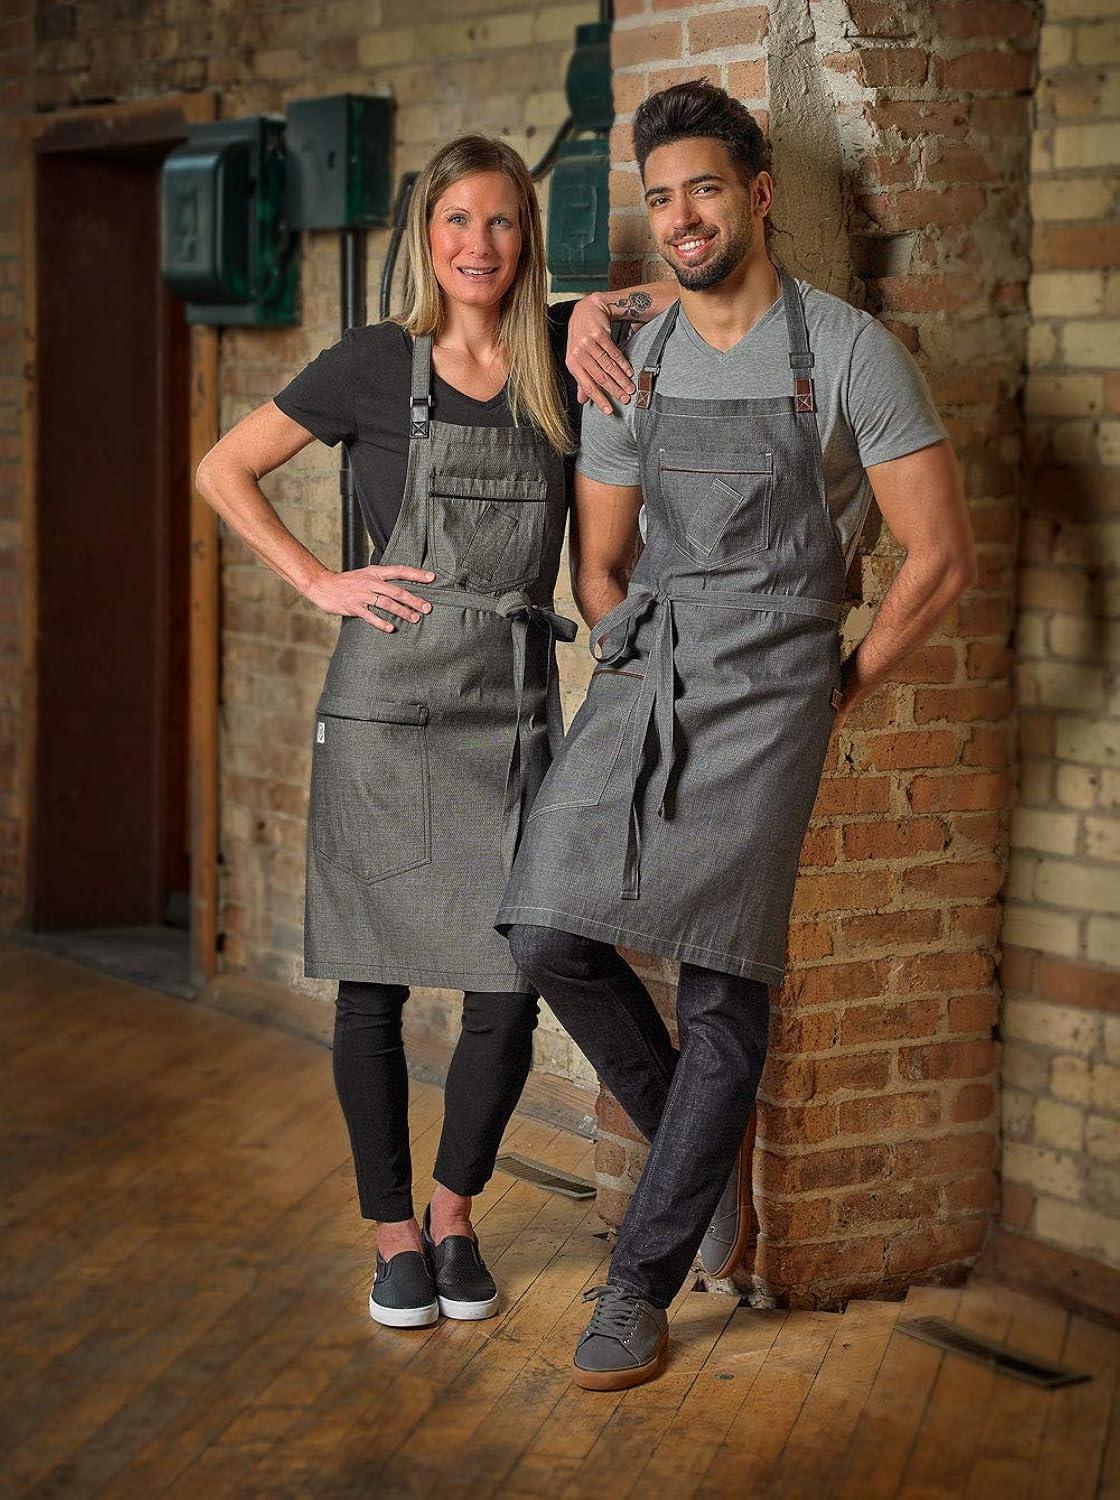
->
[2, 942, 1118, 1499]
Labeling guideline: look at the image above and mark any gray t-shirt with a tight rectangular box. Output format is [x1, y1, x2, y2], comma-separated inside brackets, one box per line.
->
[576, 278, 947, 569]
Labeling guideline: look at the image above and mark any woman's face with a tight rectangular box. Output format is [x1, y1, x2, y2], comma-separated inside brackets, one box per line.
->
[428, 170, 524, 311]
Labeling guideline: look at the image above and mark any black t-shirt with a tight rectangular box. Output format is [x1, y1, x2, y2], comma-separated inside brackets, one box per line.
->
[274, 301, 580, 553]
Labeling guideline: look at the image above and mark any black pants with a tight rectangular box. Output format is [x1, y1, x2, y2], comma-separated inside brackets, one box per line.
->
[333, 980, 539, 1222]
[507, 925, 770, 1308]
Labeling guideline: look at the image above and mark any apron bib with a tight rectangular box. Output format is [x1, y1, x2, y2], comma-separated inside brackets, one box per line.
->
[498, 274, 847, 984]
[304, 331, 574, 991]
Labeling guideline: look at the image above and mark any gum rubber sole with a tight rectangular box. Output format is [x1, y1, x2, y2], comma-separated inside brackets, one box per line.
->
[368, 1291, 440, 1328]
[571, 1334, 668, 1391]
[702, 1111, 758, 1280]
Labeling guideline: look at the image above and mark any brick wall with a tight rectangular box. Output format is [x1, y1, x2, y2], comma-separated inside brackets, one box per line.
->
[601, 0, 1035, 1306]
[999, 0, 1120, 1275]
[0, 0, 600, 1096]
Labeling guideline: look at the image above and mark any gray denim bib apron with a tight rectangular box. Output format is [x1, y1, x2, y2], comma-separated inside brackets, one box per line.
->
[304, 331, 575, 992]
[498, 274, 846, 984]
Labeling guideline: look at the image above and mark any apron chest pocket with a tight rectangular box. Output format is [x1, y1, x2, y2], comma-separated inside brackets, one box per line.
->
[659, 450, 773, 565]
[429, 472, 549, 593]
[310, 696, 432, 884]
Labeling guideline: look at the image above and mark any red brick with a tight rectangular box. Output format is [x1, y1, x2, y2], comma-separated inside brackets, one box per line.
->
[934, 1, 1034, 41]
[876, 273, 982, 312]
[848, 1, 917, 38]
[786, 959, 891, 1008]
[839, 1090, 941, 1133]
[865, 99, 970, 139]
[947, 811, 1001, 849]
[863, 731, 959, 771]
[948, 992, 996, 1033]
[761, 1102, 841, 1147]
[688, 7, 768, 55]
[612, 20, 683, 69]
[787, 920, 835, 962]
[942, 1170, 998, 1214]
[756, 1196, 833, 1241]
[922, 144, 1001, 185]
[759, 1235, 887, 1287]
[833, 1182, 939, 1230]
[894, 951, 993, 995]
[756, 1143, 891, 1195]
[1035, 225, 1120, 271]
[859, 188, 985, 232]
[932, 49, 1033, 93]
[887, 644, 959, 685]
[842, 818, 946, 862]
[1035, 957, 1120, 1015]
[1019, 713, 1055, 756]
[841, 997, 942, 1046]
[814, 1051, 893, 1095]
[901, 861, 1003, 901]
[840, 909, 942, 949]
[1000, 1180, 1035, 1230]
[952, 1082, 995, 1123]
[725, 58, 767, 101]
[857, 46, 929, 89]
[800, 826, 839, 866]
[900, 1039, 995, 1082]
[909, 772, 1008, 813]
[957, 593, 1014, 636]
[770, 1008, 842, 1054]
[647, 64, 716, 96]
[814, 776, 893, 816]
[793, 870, 892, 915]
[963, 727, 1012, 769]
[913, 686, 1013, 724]
[886, 1218, 987, 1276]
[595, 1184, 632, 1231]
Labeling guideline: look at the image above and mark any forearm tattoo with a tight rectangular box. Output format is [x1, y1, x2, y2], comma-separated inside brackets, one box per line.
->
[605, 290, 653, 321]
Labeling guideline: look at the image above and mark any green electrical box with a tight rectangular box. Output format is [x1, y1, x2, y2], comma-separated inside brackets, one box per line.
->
[161, 116, 299, 326]
[286, 94, 393, 231]
[547, 136, 611, 293]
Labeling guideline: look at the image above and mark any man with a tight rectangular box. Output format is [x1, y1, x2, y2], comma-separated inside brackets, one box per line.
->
[499, 81, 976, 1391]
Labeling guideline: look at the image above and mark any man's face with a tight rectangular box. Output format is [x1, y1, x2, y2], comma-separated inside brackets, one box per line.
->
[642, 138, 764, 291]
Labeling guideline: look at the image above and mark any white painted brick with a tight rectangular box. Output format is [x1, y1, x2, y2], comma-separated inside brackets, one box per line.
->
[1002, 1039, 1053, 1094]
[1010, 807, 1079, 856]
[1004, 855, 1039, 903]
[1029, 323, 1059, 368]
[1003, 999, 1101, 1057]
[1034, 1197, 1120, 1264]
[1029, 271, 1105, 319]
[1056, 718, 1120, 766]
[1088, 1162, 1120, 1217]
[1087, 1112, 1120, 1161]
[1035, 858, 1120, 914]
[1002, 1087, 1036, 1140]
[1049, 615, 1120, 664]
[1056, 764, 1100, 809]
[1054, 123, 1120, 171]
[1086, 817, 1120, 861]
[1099, 422, 1120, 468]
[1034, 1098, 1085, 1152]
[1092, 1062, 1120, 1117]
[1031, 179, 1113, 224]
[1040, 22, 1073, 68]
[1100, 771, 1120, 812]
[1004, 1142, 1084, 1202]
[1104, 1016, 1120, 1067]
[1075, 18, 1120, 63]
[1087, 916, 1120, 968]
[1020, 761, 1053, 805]
[1052, 1054, 1093, 1106]
[1025, 374, 1104, 418]
[1000, 903, 1081, 958]
[1024, 662, 1106, 712]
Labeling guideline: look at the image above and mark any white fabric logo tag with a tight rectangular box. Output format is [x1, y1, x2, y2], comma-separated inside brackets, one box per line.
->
[316, 721, 326, 743]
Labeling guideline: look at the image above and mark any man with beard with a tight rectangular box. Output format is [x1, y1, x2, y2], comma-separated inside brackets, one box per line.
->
[499, 81, 975, 1389]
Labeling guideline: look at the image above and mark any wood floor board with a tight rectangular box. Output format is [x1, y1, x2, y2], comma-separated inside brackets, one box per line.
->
[1033, 1311, 1118, 1500]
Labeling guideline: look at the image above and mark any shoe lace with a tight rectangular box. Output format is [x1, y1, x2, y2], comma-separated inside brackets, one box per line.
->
[582, 1284, 641, 1339]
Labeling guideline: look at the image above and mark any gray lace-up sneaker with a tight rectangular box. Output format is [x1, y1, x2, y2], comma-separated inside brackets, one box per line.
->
[699, 1110, 758, 1279]
[572, 1284, 669, 1391]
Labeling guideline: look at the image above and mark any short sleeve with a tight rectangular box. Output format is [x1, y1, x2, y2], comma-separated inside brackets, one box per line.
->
[845, 319, 947, 469]
[273, 331, 357, 448]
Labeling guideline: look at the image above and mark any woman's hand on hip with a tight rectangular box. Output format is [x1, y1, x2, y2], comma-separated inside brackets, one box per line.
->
[306, 564, 436, 632]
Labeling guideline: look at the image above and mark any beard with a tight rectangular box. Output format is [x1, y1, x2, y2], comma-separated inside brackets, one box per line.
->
[664, 212, 755, 292]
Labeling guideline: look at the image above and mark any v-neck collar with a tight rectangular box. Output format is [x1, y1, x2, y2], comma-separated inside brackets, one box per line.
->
[676, 286, 786, 361]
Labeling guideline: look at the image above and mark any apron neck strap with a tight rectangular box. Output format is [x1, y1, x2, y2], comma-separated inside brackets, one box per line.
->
[780, 271, 816, 414]
[409, 332, 433, 439]
[634, 300, 681, 410]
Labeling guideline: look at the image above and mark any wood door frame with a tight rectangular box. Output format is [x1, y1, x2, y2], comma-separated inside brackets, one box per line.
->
[21, 92, 221, 987]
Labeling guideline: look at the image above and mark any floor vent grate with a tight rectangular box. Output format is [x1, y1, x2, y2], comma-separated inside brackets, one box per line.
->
[495, 1154, 596, 1199]
[898, 1316, 1091, 1388]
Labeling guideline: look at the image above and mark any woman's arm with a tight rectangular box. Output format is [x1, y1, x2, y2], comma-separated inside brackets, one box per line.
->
[195, 401, 435, 633]
[566, 280, 676, 417]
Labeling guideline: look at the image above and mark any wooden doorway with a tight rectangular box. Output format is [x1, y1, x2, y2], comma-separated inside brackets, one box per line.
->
[21, 96, 219, 988]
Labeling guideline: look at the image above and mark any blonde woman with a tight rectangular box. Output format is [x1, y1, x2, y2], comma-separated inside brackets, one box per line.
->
[196, 136, 671, 1329]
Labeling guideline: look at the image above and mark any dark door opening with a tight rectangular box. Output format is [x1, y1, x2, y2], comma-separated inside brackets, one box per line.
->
[31, 142, 192, 959]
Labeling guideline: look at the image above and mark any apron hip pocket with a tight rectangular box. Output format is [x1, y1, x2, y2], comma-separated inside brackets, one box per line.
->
[527, 673, 641, 819]
[659, 449, 773, 565]
[310, 696, 432, 884]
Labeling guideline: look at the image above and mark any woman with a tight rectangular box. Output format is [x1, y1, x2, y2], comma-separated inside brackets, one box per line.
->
[196, 135, 671, 1330]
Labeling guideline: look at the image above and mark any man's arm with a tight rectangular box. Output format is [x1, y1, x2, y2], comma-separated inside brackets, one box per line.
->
[566, 281, 676, 416]
[836, 438, 977, 730]
[569, 471, 645, 629]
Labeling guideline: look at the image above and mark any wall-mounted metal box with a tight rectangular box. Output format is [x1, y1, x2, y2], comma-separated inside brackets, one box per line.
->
[566, 21, 613, 132]
[548, 136, 611, 293]
[286, 94, 393, 231]
[161, 116, 299, 326]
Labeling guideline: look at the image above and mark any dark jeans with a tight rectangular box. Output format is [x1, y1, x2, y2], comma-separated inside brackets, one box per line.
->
[506, 925, 770, 1308]
[333, 980, 539, 1222]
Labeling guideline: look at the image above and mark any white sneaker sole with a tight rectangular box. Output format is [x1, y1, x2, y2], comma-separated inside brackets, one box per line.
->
[437, 1292, 499, 1321]
[369, 1291, 439, 1328]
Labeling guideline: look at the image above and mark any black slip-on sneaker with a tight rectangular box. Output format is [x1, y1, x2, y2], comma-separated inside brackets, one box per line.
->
[699, 1109, 758, 1280]
[572, 1284, 669, 1391]
[421, 1203, 499, 1320]
[369, 1248, 439, 1329]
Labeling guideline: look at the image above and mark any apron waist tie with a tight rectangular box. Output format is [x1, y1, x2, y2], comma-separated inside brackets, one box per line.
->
[412, 584, 578, 874]
[589, 586, 843, 902]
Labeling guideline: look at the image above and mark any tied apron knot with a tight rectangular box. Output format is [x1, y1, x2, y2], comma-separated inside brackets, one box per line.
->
[495, 591, 579, 875]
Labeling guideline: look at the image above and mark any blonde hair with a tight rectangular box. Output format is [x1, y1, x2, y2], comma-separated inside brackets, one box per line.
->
[394, 135, 574, 456]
